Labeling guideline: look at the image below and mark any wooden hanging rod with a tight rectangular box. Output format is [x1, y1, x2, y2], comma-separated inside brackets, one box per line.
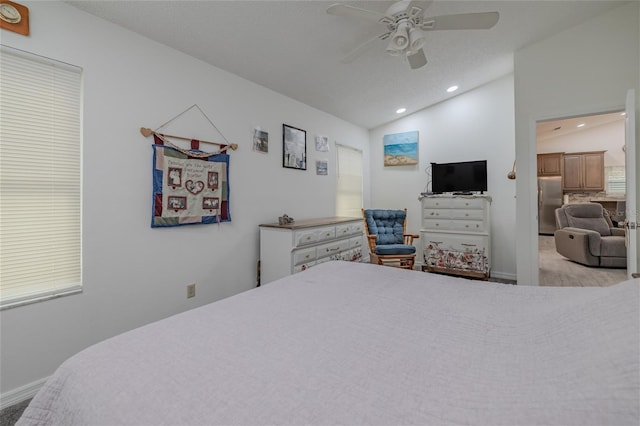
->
[140, 127, 238, 151]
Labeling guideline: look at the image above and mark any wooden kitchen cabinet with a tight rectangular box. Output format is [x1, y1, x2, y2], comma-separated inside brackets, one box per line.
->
[562, 151, 605, 191]
[537, 153, 563, 176]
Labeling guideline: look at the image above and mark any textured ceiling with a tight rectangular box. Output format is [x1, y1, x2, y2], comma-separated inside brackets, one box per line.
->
[67, 1, 627, 129]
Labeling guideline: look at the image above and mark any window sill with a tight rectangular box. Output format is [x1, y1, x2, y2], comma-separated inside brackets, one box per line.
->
[1, 286, 82, 311]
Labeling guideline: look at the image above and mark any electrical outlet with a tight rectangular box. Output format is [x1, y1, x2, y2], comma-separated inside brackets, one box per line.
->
[187, 283, 196, 298]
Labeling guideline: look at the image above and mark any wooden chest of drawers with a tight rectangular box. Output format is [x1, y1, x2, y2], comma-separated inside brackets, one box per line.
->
[259, 217, 364, 285]
[419, 195, 491, 279]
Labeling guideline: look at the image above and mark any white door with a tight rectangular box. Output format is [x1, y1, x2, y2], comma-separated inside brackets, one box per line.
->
[624, 89, 637, 278]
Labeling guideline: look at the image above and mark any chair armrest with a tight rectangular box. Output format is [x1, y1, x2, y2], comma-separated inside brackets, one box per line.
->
[403, 234, 420, 245]
[366, 235, 377, 252]
[554, 227, 602, 260]
[611, 228, 625, 237]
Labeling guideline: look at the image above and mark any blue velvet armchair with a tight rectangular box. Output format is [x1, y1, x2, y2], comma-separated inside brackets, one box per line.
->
[362, 208, 420, 270]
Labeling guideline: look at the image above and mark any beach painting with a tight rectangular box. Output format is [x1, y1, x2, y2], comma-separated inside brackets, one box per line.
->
[383, 131, 418, 166]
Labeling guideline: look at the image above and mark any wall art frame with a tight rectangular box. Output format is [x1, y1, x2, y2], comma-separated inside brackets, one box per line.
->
[283, 124, 307, 170]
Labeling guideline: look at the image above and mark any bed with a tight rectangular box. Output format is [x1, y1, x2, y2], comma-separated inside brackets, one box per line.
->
[17, 261, 639, 425]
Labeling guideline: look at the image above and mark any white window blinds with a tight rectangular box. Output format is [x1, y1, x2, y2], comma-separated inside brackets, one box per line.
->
[336, 144, 363, 218]
[0, 46, 82, 309]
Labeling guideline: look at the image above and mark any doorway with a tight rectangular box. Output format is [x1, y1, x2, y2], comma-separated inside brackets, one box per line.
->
[536, 111, 628, 286]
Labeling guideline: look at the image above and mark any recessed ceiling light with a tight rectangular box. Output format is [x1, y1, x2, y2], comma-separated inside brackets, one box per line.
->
[396, 108, 406, 114]
[446, 85, 458, 93]
[621, 112, 626, 116]
[577, 123, 586, 128]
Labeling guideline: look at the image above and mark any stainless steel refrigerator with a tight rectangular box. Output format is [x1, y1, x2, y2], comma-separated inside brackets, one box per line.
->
[538, 176, 563, 235]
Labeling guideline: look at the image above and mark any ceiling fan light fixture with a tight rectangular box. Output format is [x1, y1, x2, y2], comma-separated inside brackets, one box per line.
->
[408, 27, 425, 51]
[386, 38, 404, 56]
[390, 21, 410, 50]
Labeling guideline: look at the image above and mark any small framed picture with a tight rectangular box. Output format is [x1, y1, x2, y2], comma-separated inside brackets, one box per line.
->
[252, 128, 268, 153]
[167, 167, 183, 188]
[315, 135, 329, 152]
[207, 171, 219, 190]
[283, 124, 306, 170]
[167, 196, 187, 211]
[202, 197, 219, 211]
[316, 160, 328, 175]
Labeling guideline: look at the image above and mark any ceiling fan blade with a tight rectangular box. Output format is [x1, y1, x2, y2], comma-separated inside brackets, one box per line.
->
[326, 3, 386, 24]
[341, 32, 392, 64]
[407, 48, 427, 70]
[420, 12, 499, 31]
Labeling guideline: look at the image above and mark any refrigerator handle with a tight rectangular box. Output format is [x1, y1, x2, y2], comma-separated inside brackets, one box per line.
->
[538, 186, 543, 208]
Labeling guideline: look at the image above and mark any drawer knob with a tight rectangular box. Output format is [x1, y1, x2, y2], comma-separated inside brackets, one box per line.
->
[465, 225, 469, 228]
[436, 223, 439, 226]
[465, 213, 469, 216]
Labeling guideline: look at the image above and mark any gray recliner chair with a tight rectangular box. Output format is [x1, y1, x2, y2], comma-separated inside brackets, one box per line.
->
[554, 203, 626, 268]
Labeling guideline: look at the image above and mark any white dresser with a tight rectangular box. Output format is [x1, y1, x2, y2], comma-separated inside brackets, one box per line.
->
[259, 217, 364, 285]
[419, 194, 491, 279]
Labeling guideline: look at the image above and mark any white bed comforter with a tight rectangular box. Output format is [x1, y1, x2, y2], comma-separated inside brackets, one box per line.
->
[18, 261, 639, 425]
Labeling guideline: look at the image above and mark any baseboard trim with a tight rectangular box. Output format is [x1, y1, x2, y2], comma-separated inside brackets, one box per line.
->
[1, 377, 47, 410]
[489, 270, 517, 282]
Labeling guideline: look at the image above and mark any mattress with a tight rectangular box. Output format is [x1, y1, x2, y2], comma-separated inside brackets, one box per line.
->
[17, 261, 640, 425]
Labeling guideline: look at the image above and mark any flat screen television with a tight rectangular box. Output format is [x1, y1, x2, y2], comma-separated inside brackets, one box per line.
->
[431, 160, 487, 194]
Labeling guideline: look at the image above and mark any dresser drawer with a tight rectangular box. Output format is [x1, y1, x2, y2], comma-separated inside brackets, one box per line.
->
[349, 222, 365, 235]
[450, 209, 484, 221]
[422, 233, 489, 274]
[349, 235, 363, 249]
[316, 239, 348, 259]
[421, 198, 451, 209]
[294, 229, 318, 247]
[450, 197, 485, 209]
[316, 226, 336, 242]
[449, 220, 486, 233]
[293, 261, 316, 273]
[422, 218, 454, 231]
[293, 247, 317, 266]
[335, 223, 352, 238]
[423, 209, 449, 220]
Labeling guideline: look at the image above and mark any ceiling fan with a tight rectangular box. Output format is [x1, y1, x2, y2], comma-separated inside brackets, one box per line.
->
[326, 0, 499, 70]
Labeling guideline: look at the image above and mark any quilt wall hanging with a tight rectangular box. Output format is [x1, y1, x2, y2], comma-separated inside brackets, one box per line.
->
[141, 104, 237, 228]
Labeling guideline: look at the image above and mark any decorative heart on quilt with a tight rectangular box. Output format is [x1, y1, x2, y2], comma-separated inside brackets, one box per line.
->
[185, 180, 205, 195]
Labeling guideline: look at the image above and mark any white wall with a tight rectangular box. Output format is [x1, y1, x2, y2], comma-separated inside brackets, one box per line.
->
[538, 120, 626, 167]
[514, 2, 640, 285]
[0, 1, 369, 399]
[368, 75, 517, 280]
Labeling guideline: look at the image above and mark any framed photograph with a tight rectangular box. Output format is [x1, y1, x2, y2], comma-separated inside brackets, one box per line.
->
[283, 124, 306, 170]
[252, 128, 268, 153]
[316, 160, 328, 175]
[207, 171, 219, 190]
[167, 167, 183, 188]
[315, 135, 329, 152]
[202, 197, 219, 211]
[167, 196, 187, 211]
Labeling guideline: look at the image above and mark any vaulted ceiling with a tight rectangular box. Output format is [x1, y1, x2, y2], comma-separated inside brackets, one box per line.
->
[67, 1, 627, 129]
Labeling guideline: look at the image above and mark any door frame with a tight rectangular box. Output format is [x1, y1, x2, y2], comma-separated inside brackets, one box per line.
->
[624, 89, 637, 278]
[528, 101, 637, 285]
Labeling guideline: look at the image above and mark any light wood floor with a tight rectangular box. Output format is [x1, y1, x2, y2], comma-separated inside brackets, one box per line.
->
[538, 235, 628, 287]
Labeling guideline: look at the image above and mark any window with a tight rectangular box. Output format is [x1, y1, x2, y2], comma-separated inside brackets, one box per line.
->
[336, 144, 363, 217]
[605, 166, 625, 195]
[0, 46, 82, 309]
